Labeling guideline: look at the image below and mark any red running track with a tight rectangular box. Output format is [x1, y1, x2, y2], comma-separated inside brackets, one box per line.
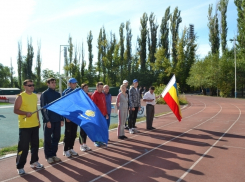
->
[0, 95, 245, 182]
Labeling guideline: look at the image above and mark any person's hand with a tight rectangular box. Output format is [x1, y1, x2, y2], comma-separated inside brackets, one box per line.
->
[39, 122, 41, 128]
[66, 119, 71, 122]
[26, 112, 32, 117]
[106, 114, 109, 119]
[47, 122, 51, 128]
[61, 121, 64, 127]
[131, 107, 135, 111]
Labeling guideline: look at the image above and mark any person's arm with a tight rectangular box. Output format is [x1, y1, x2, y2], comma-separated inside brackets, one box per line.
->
[36, 105, 41, 128]
[116, 93, 120, 110]
[143, 93, 154, 102]
[129, 89, 134, 110]
[14, 95, 32, 117]
[40, 92, 50, 124]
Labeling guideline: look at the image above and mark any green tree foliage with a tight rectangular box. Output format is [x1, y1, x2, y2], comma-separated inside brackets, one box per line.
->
[17, 41, 22, 88]
[22, 38, 34, 80]
[159, 6, 171, 59]
[35, 42, 42, 91]
[208, 4, 220, 55]
[0, 63, 11, 87]
[119, 23, 125, 82]
[42, 69, 59, 81]
[125, 21, 132, 80]
[81, 42, 86, 83]
[218, 0, 229, 55]
[10, 58, 14, 87]
[148, 12, 159, 70]
[138, 13, 148, 72]
[97, 28, 103, 80]
[170, 7, 182, 67]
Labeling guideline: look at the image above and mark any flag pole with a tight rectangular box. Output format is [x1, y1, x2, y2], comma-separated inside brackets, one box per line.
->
[23, 107, 44, 119]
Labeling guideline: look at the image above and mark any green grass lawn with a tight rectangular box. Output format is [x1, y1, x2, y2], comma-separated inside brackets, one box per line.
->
[0, 102, 11, 105]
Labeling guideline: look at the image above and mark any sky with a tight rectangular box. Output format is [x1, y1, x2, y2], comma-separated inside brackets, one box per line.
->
[0, 0, 238, 77]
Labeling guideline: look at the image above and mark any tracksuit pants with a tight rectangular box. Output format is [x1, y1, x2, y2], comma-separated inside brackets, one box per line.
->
[79, 127, 87, 144]
[43, 122, 61, 159]
[16, 126, 39, 169]
[128, 107, 139, 129]
[146, 104, 155, 129]
[117, 109, 127, 136]
[63, 119, 77, 151]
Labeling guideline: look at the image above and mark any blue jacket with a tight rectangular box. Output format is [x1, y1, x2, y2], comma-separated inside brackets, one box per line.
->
[62, 87, 74, 96]
[104, 92, 112, 114]
[40, 88, 63, 123]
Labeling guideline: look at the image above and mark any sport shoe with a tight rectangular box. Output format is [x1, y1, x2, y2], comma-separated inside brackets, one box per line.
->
[30, 161, 44, 169]
[17, 168, 25, 175]
[46, 157, 54, 164]
[94, 142, 101, 147]
[129, 129, 134, 134]
[69, 149, 78, 156]
[132, 128, 138, 133]
[52, 156, 61, 162]
[123, 135, 128, 139]
[63, 150, 71, 158]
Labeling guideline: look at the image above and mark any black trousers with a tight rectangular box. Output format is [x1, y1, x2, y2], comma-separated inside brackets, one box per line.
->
[16, 126, 39, 169]
[63, 119, 77, 151]
[146, 104, 155, 129]
[79, 127, 87, 144]
[128, 107, 139, 129]
[43, 122, 61, 159]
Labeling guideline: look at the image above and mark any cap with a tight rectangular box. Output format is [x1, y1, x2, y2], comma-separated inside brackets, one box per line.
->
[123, 80, 128, 84]
[133, 79, 138, 83]
[68, 78, 77, 83]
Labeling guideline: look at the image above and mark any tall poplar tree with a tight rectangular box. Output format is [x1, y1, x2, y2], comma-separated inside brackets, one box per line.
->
[138, 12, 148, 72]
[119, 23, 125, 82]
[17, 41, 22, 88]
[87, 31, 94, 85]
[35, 41, 41, 90]
[125, 20, 132, 79]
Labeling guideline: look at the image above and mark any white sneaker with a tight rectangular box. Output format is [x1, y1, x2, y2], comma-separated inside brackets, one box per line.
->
[30, 161, 44, 169]
[69, 149, 78, 156]
[133, 128, 138, 133]
[52, 156, 61, 162]
[46, 157, 54, 164]
[80, 144, 91, 152]
[63, 150, 71, 158]
[129, 129, 134, 134]
[83, 144, 91, 151]
[17, 168, 25, 175]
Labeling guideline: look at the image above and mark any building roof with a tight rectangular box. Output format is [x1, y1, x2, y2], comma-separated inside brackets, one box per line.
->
[0, 88, 20, 91]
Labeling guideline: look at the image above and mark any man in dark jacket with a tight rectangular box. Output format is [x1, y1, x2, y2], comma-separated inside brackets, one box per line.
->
[40, 78, 64, 164]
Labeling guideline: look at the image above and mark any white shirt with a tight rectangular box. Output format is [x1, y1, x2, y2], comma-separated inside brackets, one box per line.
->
[143, 91, 156, 105]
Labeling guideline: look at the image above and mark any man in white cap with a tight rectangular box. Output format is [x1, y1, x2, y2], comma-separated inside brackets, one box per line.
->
[119, 80, 129, 129]
[62, 78, 79, 157]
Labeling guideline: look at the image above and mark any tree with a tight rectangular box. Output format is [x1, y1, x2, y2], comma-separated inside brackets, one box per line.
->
[0, 63, 11, 87]
[170, 7, 182, 67]
[81, 42, 86, 83]
[138, 13, 148, 72]
[97, 28, 103, 80]
[35, 41, 41, 91]
[125, 20, 133, 80]
[208, 4, 220, 55]
[148, 12, 159, 70]
[17, 41, 22, 88]
[218, 0, 229, 55]
[10, 58, 14, 87]
[119, 23, 125, 82]
[87, 31, 94, 85]
[22, 38, 34, 80]
[159, 6, 171, 59]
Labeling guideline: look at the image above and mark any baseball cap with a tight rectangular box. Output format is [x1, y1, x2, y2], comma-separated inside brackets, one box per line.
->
[133, 79, 138, 83]
[123, 80, 128, 84]
[68, 78, 77, 83]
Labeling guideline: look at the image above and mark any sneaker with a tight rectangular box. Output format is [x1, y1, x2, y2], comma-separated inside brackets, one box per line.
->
[129, 129, 134, 134]
[46, 157, 54, 164]
[151, 127, 156, 130]
[122, 135, 128, 139]
[69, 149, 78, 156]
[118, 136, 124, 139]
[30, 161, 44, 169]
[99, 142, 106, 146]
[132, 128, 138, 133]
[94, 142, 101, 147]
[83, 144, 91, 151]
[63, 150, 71, 158]
[124, 125, 129, 130]
[17, 168, 25, 175]
[52, 156, 61, 162]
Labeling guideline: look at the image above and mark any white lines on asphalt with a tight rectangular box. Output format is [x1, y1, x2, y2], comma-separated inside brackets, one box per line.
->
[223, 145, 245, 150]
[177, 104, 241, 182]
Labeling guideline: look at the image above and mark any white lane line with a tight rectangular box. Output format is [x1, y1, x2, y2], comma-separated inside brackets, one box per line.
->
[176, 104, 241, 182]
[1, 98, 206, 182]
[89, 102, 221, 182]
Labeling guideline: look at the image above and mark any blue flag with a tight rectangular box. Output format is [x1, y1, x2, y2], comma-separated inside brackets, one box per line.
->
[43, 88, 108, 144]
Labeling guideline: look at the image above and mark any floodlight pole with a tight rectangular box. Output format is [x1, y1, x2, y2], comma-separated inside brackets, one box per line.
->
[234, 37, 237, 98]
[59, 45, 69, 95]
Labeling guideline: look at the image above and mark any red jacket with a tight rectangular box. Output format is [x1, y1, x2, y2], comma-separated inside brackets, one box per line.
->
[91, 90, 108, 116]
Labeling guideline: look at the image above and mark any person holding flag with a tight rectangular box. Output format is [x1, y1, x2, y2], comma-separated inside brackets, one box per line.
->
[62, 78, 79, 157]
[14, 79, 43, 175]
[40, 78, 64, 163]
[143, 86, 161, 130]
[161, 75, 182, 121]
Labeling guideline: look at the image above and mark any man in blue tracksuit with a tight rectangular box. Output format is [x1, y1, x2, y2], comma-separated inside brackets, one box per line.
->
[40, 78, 64, 164]
[62, 78, 79, 157]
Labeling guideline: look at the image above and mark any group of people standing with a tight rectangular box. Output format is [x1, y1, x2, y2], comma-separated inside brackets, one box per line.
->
[14, 77, 160, 175]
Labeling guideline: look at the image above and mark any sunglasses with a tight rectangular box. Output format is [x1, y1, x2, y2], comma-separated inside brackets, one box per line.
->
[25, 84, 35, 87]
